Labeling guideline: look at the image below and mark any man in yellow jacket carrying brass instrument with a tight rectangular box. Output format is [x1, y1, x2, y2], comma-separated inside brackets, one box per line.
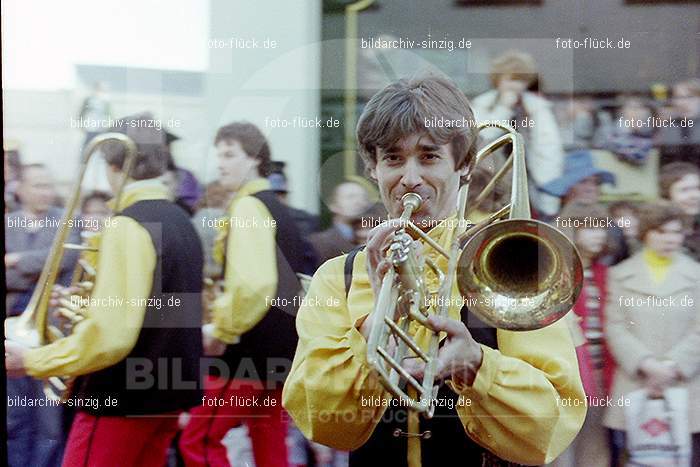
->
[5, 121, 204, 466]
[179, 122, 316, 467]
[282, 76, 586, 466]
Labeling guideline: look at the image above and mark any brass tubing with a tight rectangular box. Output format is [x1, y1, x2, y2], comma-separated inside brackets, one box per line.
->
[384, 318, 430, 362]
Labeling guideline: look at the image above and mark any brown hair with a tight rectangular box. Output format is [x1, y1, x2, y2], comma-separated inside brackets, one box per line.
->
[81, 190, 111, 212]
[101, 120, 170, 181]
[637, 200, 685, 241]
[659, 162, 700, 199]
[356, 75, 478, 185]
[214, 122, 271, 177]
[608, 200, 638, 218]
[488, 50, 538, 88]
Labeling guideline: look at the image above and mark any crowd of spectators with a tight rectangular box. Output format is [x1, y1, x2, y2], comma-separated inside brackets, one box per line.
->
[468, 51, 699, 467]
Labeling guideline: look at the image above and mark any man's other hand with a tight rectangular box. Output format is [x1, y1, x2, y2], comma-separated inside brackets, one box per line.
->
[404, 315, 483, 387]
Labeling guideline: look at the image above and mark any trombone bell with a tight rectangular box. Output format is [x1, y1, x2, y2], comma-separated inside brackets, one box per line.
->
[457, 219, 583, 330]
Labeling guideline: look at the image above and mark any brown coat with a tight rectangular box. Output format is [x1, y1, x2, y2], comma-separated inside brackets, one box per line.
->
[603, 251, 700, 432]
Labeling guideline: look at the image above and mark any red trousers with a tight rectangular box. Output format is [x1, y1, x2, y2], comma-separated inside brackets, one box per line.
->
[61, 411, 179, 467]
[179, 377, 288, 467]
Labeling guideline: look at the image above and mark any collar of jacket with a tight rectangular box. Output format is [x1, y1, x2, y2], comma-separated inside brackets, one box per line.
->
[109, 179, 171, 212]
[643, 247, 673, 270]
[611, 250, 698, 297]
[230, 178, 271, 205]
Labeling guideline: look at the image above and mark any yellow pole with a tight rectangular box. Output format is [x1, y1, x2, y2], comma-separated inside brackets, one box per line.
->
[344, 0, 375, 179]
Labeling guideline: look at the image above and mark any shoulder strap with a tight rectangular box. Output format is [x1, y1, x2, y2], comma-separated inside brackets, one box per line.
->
[344, 245, 365, 299]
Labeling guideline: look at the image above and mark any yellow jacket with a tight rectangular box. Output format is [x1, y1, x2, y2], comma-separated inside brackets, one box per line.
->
[282, 216, 586, 465]
[25, 180, 168, 378]
[210, 178, 278, 344]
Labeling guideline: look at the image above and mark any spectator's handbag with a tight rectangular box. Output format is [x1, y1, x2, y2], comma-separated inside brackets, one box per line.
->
[624, 388, 691, 467]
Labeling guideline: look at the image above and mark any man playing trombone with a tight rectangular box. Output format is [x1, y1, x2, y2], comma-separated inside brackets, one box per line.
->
[5, 121, 204, 466]
[282, 76, 586, 466]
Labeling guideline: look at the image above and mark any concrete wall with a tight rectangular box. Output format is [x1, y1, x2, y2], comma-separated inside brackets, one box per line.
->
[3, 0, 323, 213]
[3, 88, 206, 194]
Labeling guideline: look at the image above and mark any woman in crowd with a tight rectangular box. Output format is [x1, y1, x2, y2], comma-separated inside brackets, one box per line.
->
[554, 201, 615, 467]
[471, 50, 565, 217]
[603, 201, 700, 465]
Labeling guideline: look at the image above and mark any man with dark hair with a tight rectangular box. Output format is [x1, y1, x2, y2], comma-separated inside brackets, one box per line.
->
[180, 121, 313, 467]
[6, 164, 80, 313]
[214, 121, 272, 176]
[283, 76, 586, 466]
[356, 76, 476, 189]
[81, 190, 111, 213]
[5, 123, 204, 466]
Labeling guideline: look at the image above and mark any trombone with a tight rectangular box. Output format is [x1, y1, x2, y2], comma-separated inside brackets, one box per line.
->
[366, 122, 583, 416]
[4, 133, 137, 400]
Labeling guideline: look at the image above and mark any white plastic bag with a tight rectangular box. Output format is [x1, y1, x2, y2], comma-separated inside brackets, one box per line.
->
[624, 387, 691, 467]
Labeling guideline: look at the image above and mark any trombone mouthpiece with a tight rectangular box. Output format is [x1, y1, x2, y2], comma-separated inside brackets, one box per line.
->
[401, 193, 422, 212]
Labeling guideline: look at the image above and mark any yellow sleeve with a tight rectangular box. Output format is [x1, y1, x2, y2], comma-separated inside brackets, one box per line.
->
[211, 196, 278, 344]
[451, 319, 587, 465]
[282, 256, 389, 451]
[24, 216, 156, 378]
